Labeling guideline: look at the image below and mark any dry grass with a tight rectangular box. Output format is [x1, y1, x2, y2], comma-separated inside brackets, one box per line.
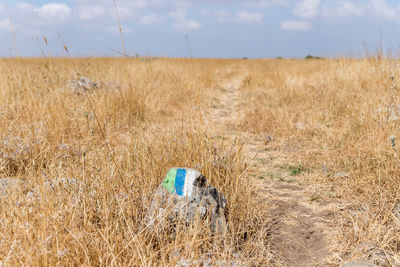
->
[1, 57, 399, 265]
[238, 58, 400, 264]
[0, 58, 274, 266]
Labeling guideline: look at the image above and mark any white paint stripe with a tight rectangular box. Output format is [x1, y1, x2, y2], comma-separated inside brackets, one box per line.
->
[183, 169, 199, 198]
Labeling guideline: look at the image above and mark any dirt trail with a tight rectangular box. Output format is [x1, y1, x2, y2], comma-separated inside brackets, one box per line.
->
[209, 66, 334, 266]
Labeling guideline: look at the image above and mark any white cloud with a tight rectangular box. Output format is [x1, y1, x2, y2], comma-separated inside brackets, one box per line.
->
[244, 0, 287, 8]
[322, 1, 364, 17]
[280, 20, 311, 31]
[0, 19, 11, 32]
[293, 0, 320, 19]
[105, 25, 133, 35]
[138, 13, 164, 25]
[0, 17, 39, 36]
[72, 0, 166, 21]
[368, 0, 399, 21]
[236, 11, 263, 24]
[71, 0, 164, 9]
[78, 6, 106, 21]
[202, 10, 263, 24]
[33, 3, 71, 24]
[169, 9, 201, 32]
[2, 2, 71, 34]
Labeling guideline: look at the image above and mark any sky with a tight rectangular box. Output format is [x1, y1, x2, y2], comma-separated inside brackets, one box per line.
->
[0, 0, 400, 58]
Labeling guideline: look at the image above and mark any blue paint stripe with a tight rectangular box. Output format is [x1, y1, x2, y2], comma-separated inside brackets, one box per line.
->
[174, 168, 186, 196]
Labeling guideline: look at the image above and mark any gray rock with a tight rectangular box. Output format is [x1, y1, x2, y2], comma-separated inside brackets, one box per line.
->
[144, 168, 227, 234]
[0, 178, 37, 207]
[0, 178, 26, 197]
[43, 177, 82, 192]
[30, 177, 84, 205]
[176, 258, 242, 267]
[263, 135, 274, 145]
[342, 260, 377, 267]
[366, 247, 399, 267]
[376, 104, 400, 122]
[322, 164, 329, 175]
[348, 244, 400, 267]
[69, 76, 99, 94]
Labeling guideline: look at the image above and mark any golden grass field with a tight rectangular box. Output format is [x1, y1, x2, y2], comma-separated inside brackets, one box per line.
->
[0, 57, 399, 266]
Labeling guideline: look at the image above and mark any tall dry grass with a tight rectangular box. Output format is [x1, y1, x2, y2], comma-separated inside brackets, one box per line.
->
[0, 58, 274, 265]
[238, 58, 400, 263]
[2, 57, 399, 265]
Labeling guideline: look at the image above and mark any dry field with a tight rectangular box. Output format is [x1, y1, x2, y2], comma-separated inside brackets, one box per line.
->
[0, 57, 399, 266]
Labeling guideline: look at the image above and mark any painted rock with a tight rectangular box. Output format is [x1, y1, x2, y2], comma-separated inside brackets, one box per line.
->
[144, 168, 227, 234]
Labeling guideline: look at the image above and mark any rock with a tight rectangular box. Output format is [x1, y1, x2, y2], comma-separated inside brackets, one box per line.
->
[348, 244, 400, 267]
[144, 168, 227, 234]
[0, 178, 36, 207]
[31, 177, 84, 205]
[295, 122, 306, 130]
[43, 177, 82, 192]
[366, 247, 398, 267]
[334, 172, 349, 178]
[173, 254, 242, 267]
[176, 259, 241, 267]
[263, 135, 274, 145]
[342, 260, 377, 267]
[69, 76, 99, 94]
[0, 178, 26, 197]
[376, 104, 400, 122]
[322, 164, 329, 175]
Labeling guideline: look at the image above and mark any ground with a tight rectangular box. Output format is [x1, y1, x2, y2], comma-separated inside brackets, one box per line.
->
[209, 65, 333, 266]
[0, 58, 399, 266]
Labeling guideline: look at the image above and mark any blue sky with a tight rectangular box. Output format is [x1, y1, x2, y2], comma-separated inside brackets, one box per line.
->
[1, 0, 400, 58]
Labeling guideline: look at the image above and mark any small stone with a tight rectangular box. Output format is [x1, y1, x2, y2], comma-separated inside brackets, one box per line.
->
[263, 135, 274, 145]
[322, 164, 329, 174]
[295, 122, 306, 130]
[0, 178, 35, 206]
[69, 76, 99, 94]
[43, 177, 82, 191]
[376, 104, 400, 122]
[57, 249, 68, 259]
[0, 178, 27, 197]
[57, 143, 69, 150]
[366, 247, 396, 267]
[334, 172, 349, 178]
[144, 168, 227, 234]
[349, 244, 399, 267]
[30, 177, 84, 205]
[341, 260, 377, 267]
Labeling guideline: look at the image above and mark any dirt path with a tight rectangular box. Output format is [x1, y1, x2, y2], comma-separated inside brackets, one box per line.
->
[209, 66, 334, 266]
